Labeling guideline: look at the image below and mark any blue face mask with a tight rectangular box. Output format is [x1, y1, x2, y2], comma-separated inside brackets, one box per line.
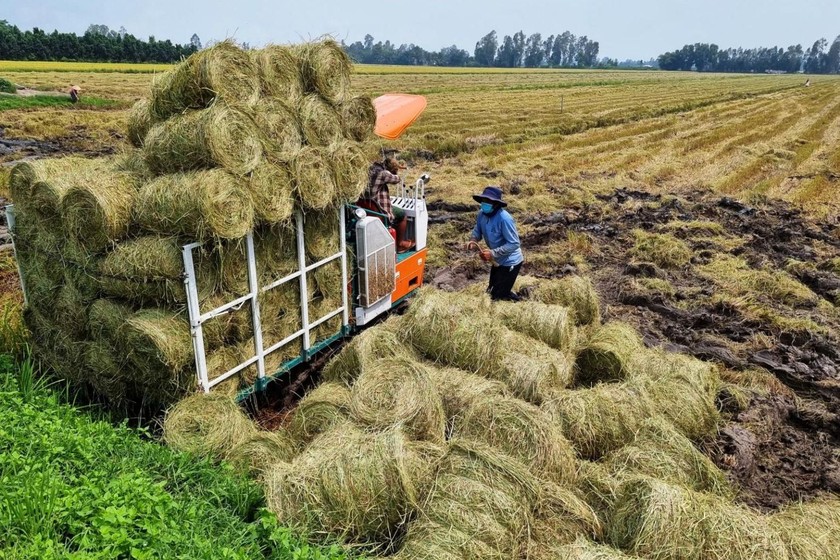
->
[480, 202, 495, 214]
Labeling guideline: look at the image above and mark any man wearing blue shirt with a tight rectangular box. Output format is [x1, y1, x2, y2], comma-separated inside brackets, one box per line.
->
[467, 186, 524, 301]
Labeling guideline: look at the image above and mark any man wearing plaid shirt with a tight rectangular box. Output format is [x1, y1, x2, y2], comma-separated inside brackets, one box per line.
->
[364, 157, 413, 252]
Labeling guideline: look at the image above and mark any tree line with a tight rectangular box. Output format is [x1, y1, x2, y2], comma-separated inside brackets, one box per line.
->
[0, 21, 200, 63]
[343, 30, 606, 68]
[658, 37, 840, 74]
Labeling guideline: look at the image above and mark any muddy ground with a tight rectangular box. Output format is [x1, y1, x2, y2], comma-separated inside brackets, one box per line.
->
[429, 187, 840, 511]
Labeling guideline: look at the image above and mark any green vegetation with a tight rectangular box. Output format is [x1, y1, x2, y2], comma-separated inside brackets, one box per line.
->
[0, 77, 14, 93]
[630, 230, 692, 269]
[0, 94, 116, 111]
[0, 354, 352, 560]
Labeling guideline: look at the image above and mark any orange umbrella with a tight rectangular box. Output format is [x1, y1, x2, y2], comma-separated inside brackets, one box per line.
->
[373, 94, 427, 140]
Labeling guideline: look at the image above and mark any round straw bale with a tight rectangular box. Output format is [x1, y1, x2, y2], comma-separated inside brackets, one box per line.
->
[53, 280, 89, 339]
[452, 395, 577, 484]
[328, 140, 369, 202]
[609, 477, 789, 560]
[537, 536, 645, 560]
[302, 207, 341, 262]
[296, 40, 351, 102]
[260, 282, 303, 336]
[164, 393, 258, 461]
[61, 169, 138, 253]
[16, 249, 64, 309]
[321, 319, 410, 387]
[88, 298, 134, 346]
[312, 258, 344, 303]
[541, 379, 657, 459]
[253, 45, 303, 99]
[501, 328, 575, 404]
[10, 209, 64, 255]
[341, 95, 376, 142]
[420, 492, 519, 554]
[289, 382, 350, 445]
[525, 275, 601, 326]
[293, 146, 338, 210]
[99, 236, 220, 305]
[494, 299, 577, 352]
[134, 169, 255, 240]
[401, 288, 506, 380]
[394, 519, 505, 560]
[576, 460, 623, 527]
[149, 40, 259, 119]
[252, 98, 302, 161]
[127, 98, 156, 147]
[532, 482, 603, 546]
[228, 429, 297, 475]
[29, 158, 105, 219]
[9, 157, 92, 209]
[350, 356, 446, 443]
[217, 224, 299, 296]
[602, 416, 731, 497]
[85, 339, 130, 405]
[248, 160, 296, 224]
[427, 364, 509, 421]
[23, 307, 86, 385]
[143, 104, 263, 175]
[298, 94, 344, 146]
[113, 148, 153, 185]
[770, 496, 840, 559]
[576, 322, 643, 386]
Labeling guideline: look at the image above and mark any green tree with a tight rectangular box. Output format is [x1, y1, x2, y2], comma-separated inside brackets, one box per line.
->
[474, 30, 497, 66]
[523, 33, 544, 67]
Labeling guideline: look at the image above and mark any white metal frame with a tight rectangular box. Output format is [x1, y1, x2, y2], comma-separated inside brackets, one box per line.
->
[4, 205, 28, 306]
[183, 208, 349, 393]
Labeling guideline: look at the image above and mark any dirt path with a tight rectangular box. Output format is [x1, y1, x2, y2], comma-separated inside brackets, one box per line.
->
[429, 188, 840, 510]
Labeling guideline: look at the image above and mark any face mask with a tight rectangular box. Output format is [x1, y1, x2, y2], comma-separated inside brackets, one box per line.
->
[481, 202, 495, 214]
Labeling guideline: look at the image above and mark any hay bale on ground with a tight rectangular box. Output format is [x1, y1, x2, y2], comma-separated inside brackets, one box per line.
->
[321, 319, 410, 387]
[770, 496, 840, 559]
[85, 339, 130, 405]
[608, 478, 789, 560]
[164, 393, 258, 461]
[341, 95, 376, 142]
[575, 322, 643, 386]
[542, 379, 657, 459]
[299, 94, 344, 146]
[501, 329, 575, 404]
[531, 482, 603, 547]
[143, 104, 263, 175]
[494, 299, 576, 352]
[28, 158, 106, 219]
[328, 140, 369, 202]
[393, 520, 504, 560]
[294, 146, 338, 210]
[99, 236, 219, 305]
[452, 395, 577, 485]
[228, 429, 298, 475]
[252, 99, 302, 160]
[520, 275, 601, 326]
[113, 149, 153, 185]
[602, 416, 732, 497]
[127, 99, 156, 147]
[253, 45, 303, 99]
[61, 170, 138, 253]
[534, 537, 645, 560]
[296, 39, 351, 102]
[289, 382, 350, 446]
[350, 356, 446, 443]
[149, 40, 259, 119]
[427, 365, 509, 422]
[134, 168, 255, 240]
[576, 461, 623, 527]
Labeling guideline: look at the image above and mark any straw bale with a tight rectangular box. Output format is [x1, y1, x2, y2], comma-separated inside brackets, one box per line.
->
[532, 483, 603, 546]
[341, 95, 376, 142]
[85, 339, 130, 405]
[149, 40, 259, 119]
[228, 429, 298, 475]
[134, 168, 255, 240]
[328, 140, 369, 202]
[289, 382, 350, 445]
[252, 98, 302, 160]
[453, 395, 577, 484]
[245, 159, 296, 225]
[542, 379, 657, 459]
[576, 322, 643, 386]
[29, 158, 105, 219]
[427, 364, 509, 422]
[143, 104, 263, 175]
[501, 328, 575, 404]
[88, 298, 134, 346]
[494, 299, 577, 352]
[536, 537, 644, 560]
[521, 275, 601, 326]
[10, 209, 64, 255]
[350, 356, 446, 443]
[253, 45, 303, 99]
[303, 207, 341, 262]
[576, 461, 623, 526]
[294, 146, 338, 210]
[296, 40, 352, 102]
[9, 157, 93, 209]
[217, 224, 299, 297]
[113, 148, 153, 185]
[61, 168, 138, 252]
[770, 496, 840, 559]
[321, 319, 410, 387]
[127, 98, 156, 147]
[608, 478, 789, 560]
[299, 94, 344, 146]
[16, 249, 63, 308]
[53, 279, 89, 339]
[164, 393, 258, 461]
[394, 520, 507, 560]
[99, 236, 220, 305]
[24, 306, 86, 384]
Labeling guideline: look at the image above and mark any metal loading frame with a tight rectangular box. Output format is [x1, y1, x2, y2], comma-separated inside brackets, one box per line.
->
[4, 205, 28, 306]
[183, 208, 350, 394]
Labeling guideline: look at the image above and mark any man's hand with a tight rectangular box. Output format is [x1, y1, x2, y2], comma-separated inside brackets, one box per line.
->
[466, 240, 479, 252]
[479, 249, 492, 262]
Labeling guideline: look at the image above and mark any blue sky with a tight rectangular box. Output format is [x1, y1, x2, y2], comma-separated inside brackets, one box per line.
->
[6, 0, 839, 60]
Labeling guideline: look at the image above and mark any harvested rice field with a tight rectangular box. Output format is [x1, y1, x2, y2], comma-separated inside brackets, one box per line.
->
[2, 52, 840, 559]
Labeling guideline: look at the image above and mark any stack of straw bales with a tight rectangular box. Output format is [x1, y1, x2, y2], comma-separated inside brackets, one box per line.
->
[164, 285, 840, 559]
[11, 39, 376, 408]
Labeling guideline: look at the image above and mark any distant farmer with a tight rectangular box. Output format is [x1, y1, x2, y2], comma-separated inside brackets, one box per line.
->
[804, 79, 811, 87]
[69, 85, 81, 103]
[467, 186, 524, 301]
[362, 156, 413, 252]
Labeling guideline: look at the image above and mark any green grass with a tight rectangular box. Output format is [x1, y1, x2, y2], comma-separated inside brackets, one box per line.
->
[0, 354, 353, 560]
[0, 78, 14, 94]
[0, 94, 117, 111]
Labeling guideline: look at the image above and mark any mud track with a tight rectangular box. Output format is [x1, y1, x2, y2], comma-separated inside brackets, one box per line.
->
[429, 187, 840, 510]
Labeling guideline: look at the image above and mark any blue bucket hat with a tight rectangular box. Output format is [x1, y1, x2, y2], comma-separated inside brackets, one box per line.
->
[472, 185, 507, 207]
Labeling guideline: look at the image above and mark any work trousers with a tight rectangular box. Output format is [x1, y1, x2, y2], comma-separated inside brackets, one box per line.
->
[487, 262, 522, 301]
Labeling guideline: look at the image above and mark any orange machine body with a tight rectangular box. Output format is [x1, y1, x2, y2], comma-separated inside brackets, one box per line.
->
[392, 248, 428, 303]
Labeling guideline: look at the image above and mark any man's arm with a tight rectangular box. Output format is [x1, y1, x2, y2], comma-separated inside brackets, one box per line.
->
[380, 170, 402, 185]
[489, 214, 521, 259]
[470, 215, 483, 242]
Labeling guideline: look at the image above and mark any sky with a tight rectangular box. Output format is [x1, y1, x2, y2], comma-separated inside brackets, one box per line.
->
[5, 0, 839, 60]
